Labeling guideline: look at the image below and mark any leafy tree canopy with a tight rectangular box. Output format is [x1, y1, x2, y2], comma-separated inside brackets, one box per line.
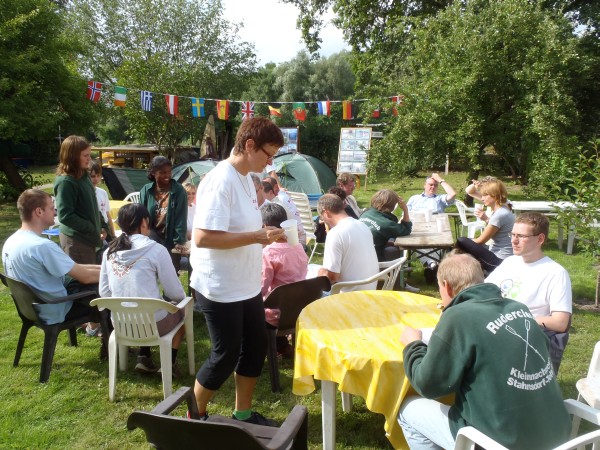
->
[367, 0, 582, 189]
[66, 0, 257, 157]
[0, 0, 94, 142]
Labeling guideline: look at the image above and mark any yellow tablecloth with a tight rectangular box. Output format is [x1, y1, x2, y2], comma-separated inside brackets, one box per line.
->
[292, 290, 441, 449]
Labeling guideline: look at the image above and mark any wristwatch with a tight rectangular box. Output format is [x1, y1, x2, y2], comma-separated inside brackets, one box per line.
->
[439, 179, 445, 183]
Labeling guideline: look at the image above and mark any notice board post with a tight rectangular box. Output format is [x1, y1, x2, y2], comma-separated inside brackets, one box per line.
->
[336, 127, 372, 191]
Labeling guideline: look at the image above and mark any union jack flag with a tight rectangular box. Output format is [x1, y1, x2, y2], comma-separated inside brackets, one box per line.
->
[241, 101, 254, 121]
[87, 81, 103, 103]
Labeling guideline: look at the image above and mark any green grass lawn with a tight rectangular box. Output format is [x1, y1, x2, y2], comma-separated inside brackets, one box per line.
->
[0, 169, 598, 448]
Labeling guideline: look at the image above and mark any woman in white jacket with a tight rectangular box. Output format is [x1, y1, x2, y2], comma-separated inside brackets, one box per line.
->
[99, 203, 186, 377]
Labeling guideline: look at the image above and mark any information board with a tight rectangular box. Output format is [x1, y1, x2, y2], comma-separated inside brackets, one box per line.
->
[275, 127, 299, 156]
[336, 127, 371, 175]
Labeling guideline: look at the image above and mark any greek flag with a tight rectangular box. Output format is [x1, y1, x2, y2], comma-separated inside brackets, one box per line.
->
[140, 91, 153, 111]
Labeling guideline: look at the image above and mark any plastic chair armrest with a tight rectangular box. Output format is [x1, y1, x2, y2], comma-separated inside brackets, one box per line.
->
[42, 290, 98, 305]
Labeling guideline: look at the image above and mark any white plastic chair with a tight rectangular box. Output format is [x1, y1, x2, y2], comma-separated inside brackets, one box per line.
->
[124, 191, 141, 203]
[576, 341, 600, 410]
[329, 256, 408, 295]
[454, 399, 600, 450]
[455, 200, 485, 238]
[90, 297, 194, 401]
[288, 191, 319, 263]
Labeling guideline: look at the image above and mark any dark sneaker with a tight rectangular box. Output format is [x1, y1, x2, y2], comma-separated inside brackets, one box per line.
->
[171, 361, 181, 379]
[157, 361, 182, 378]
[135, 355, 158, 374]
[403, 283, 421, 293]
[232, 411, 278, 427]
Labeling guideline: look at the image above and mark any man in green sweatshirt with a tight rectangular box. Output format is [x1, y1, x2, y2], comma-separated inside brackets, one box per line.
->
[398, 252, 570, 450]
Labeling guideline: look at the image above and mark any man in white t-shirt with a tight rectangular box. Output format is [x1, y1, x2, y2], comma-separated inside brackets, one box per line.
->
[485, 212, 572, 373]
[317, 194, 379, 292]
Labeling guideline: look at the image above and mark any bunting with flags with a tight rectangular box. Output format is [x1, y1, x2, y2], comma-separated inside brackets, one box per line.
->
[216, 100, 229, 120]
[88, 78, 408, 121]
[140, 91, 153, 111]
[87, 81, 103, 103]
[342, 100, 354, 120]
[241, 101, 255, 120]
[165, 94, 178, 116]
[191, 97, 205, 117]
[317, 100, 331, 116]
[268, 103, 282, 118]
[293, 102, 306, 121]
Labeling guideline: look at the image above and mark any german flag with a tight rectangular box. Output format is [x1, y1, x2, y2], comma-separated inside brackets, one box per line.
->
[342, 100, 354, 120]
[268, 103, 282, 117]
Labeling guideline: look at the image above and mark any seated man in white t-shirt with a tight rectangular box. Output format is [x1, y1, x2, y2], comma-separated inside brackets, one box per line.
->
[317, 194, 379, 292]
[485, 212, 572, 373]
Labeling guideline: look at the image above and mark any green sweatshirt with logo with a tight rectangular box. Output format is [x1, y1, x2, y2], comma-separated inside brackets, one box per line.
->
[403, 283, 571, 449]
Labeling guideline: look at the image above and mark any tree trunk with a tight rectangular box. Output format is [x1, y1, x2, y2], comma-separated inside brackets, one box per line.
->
[0, 153, 27, 192]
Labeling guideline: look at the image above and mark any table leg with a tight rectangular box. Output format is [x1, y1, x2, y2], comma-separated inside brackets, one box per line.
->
[321, 380, 336, 450]
[341, 392, 353, 412]
[557, 221, 564, 250]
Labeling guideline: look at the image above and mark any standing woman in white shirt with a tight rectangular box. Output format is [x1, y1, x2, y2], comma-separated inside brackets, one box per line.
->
[189, 117, 285, 425]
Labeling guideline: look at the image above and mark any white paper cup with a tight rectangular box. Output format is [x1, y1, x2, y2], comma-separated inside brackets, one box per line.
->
[423, 209, 433, 222]
[280, 219, 299, 246]
[413, 211, 424, 223]
[436, 217, 444, 232]
[474, 204, 483, 212]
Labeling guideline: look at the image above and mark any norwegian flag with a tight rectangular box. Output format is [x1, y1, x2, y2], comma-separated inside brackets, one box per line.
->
[87, 81, 103, 103]
[241, 101, 254, 121]
[165, 94, 178, 116]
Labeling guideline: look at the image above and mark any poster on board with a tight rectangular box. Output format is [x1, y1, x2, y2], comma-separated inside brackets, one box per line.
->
[276, 127, 299, 156]
[336, 127, 371, 174]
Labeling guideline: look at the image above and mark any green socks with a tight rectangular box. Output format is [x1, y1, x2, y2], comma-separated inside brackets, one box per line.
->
[233, 409, 252, 420]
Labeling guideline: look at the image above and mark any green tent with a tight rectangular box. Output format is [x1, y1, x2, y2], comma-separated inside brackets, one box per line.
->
[171, 160, 218, 186]
[270, 153, 336, 195]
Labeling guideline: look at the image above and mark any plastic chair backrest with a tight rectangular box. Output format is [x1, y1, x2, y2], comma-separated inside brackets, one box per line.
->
[124, 191, 140, 203]
[4, 275, 44, 322]
[377, 256, 408, 290]
[586, 341, 600, 378]
[263, 276, 331, 331]
[455, 200, 470, 226]
[91, 297, 178, 345]
[329, 261, 406, 295]
[287, 191, 316, 234]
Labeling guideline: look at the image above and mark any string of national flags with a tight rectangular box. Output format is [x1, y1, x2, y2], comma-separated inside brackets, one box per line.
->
[87, 80, 405, 121]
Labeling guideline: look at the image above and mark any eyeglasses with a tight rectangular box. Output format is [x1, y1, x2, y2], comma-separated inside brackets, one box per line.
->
[259, 147, 275, 161]
[508, 233, 540, 240]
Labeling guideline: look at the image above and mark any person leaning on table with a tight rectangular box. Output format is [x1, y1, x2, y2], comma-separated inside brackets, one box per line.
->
[398, 252, 570, 450]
